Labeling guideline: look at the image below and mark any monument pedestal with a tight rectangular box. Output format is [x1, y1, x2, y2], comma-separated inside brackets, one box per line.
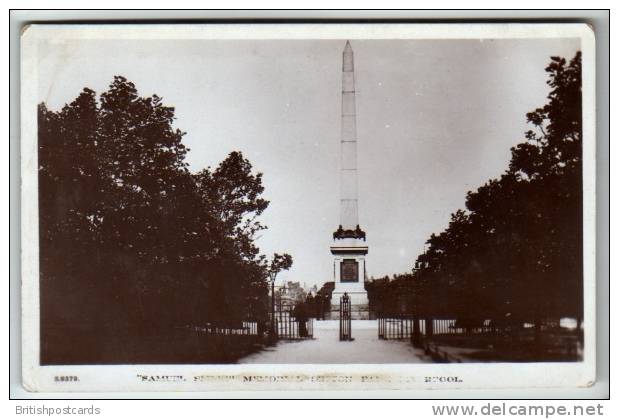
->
[330, 237, 369, 320]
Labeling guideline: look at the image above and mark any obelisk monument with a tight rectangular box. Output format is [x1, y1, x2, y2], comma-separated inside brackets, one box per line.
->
[330, 41, 369, 319]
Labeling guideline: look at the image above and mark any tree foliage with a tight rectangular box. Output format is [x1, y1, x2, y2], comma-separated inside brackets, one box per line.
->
[269, 253, 294, 277]
[390, 52, 583, 327]
[38, 76, 288, 361]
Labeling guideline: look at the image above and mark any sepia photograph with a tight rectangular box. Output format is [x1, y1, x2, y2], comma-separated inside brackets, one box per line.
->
[19, 23, 596, 391]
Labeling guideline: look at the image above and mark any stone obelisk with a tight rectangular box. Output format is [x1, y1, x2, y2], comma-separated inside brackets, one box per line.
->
[330, 41, 369, 319]
[340, 40, 359, 229]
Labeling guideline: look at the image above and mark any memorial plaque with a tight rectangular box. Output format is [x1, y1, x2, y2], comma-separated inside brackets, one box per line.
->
[340, 259, 359, 282]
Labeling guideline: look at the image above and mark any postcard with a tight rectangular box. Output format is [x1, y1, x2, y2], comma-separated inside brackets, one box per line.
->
[20, 23, 596, 392]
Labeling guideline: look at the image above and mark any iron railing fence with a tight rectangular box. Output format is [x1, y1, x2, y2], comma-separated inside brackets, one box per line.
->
[191, 313, 314, 340]
[378, 317, 416, 340]
[377, 316, 579, 340]
[190, 321, 261, 336]
[273, 310, 314, 340]
[378, 317, 500, 340]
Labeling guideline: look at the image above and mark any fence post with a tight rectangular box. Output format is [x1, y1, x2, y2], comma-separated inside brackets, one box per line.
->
[425, 318, 434, 337]
[339, 293, 352, 341]
[412, 315, 422, 347]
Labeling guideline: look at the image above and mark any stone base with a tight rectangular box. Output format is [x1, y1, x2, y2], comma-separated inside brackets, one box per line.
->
[328, 288, 369, 320]
[330, 289, 368, 306]
[328, 304, 370, 320]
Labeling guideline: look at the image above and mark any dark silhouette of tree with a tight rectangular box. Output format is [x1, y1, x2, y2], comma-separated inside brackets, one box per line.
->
[39, 89, 104, 348]
[38, 76, 285, 363]
[269, 253, 293, 275]
[407, 52, 583, 332]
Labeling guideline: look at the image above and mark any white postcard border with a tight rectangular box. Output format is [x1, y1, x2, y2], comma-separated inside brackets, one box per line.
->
[20, 23, 597, 392]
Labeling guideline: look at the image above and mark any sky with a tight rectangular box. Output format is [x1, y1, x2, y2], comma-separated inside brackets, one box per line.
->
[37, 37, 580, 289]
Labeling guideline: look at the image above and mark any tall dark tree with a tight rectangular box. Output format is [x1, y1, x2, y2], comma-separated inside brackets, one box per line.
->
[38, 76, 284, 363]
[410, 52, 583, 329]
[193, 152, 272, 325]
[194, 151, 269, 262]
[38, 89, 103, 350]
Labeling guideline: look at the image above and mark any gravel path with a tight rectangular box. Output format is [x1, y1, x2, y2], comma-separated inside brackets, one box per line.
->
[238, 320, 430, 364]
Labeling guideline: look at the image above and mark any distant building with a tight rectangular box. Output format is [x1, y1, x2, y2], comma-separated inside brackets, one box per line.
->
[276, 281, 307, 311]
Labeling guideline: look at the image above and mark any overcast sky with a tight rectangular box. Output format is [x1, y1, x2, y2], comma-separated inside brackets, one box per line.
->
[37, 37, 580, 289]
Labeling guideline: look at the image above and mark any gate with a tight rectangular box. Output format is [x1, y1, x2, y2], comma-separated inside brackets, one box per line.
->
[339, 293, 352, 341]
[274, 309, 313, 340]
[377, 315, 425, 347]
[378, 317, 415, 340]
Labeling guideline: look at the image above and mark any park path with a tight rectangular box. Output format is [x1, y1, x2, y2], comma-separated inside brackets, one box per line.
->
[238, 320, 429, 364]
